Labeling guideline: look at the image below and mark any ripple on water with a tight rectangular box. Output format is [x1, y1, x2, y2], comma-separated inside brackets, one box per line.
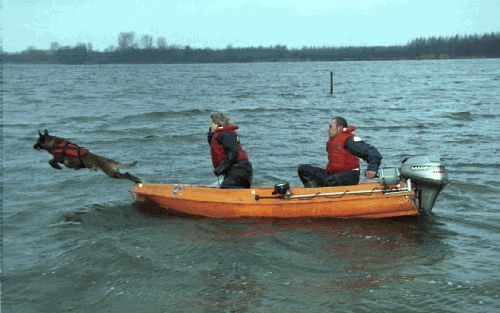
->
[3, 60, 500, 312]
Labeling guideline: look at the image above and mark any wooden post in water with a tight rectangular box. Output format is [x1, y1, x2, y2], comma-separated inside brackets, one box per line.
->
[330, 72, 333, 94]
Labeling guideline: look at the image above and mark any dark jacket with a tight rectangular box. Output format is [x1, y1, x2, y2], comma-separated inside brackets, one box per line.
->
[208, 125, 249, 176]
[344, 136, 382, 173]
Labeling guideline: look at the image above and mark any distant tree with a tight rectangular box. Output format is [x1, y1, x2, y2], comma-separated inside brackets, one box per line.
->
[49, 42, 61, 51]
[157, 37, 167, 49]
[3, 31, 500, 64]
[13, 46, 52, 63]
[140, 35, 153, 49]
[118, 32, 136, 50]
[86, 42, 93, 52]
[55, 43, 87, 64]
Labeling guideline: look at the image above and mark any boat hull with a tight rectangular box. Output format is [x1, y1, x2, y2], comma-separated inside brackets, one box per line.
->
[129, 182, 418, 218]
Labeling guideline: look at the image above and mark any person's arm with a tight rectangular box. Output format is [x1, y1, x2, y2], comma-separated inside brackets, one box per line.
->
[345, 136, 382, 178]
[207, 128, 214, 145]
[213, 132, 239, 176]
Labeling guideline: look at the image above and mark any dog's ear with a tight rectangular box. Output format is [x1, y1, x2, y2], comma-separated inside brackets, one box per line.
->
[44, 129, 49, 137]
[38, 130, 43, 137]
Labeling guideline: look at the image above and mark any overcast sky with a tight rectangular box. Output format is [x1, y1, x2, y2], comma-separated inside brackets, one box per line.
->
[3, 0, 500, 52]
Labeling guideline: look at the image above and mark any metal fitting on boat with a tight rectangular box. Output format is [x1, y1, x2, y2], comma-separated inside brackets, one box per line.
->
[272, 182, 291, 196]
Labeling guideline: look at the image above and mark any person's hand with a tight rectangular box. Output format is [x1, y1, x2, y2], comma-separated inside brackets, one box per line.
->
[214, 164, 227, 176]
[214, 166, 225, 176]
[365, 170, 376, 179]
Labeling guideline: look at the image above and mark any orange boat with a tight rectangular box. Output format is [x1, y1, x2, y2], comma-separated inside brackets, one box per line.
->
[130, 181, 419, 218]
[130, 156, 449, 219]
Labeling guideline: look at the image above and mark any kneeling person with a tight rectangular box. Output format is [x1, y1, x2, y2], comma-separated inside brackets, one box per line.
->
[208, 112, 253, 189]
[298, 116, 382, 187]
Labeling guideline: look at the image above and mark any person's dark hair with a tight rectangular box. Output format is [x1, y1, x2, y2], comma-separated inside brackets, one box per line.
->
[333, 116, 348, 128]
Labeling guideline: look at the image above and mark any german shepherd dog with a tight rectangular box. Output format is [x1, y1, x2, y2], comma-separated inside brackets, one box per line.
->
[33, 130, 142, 183]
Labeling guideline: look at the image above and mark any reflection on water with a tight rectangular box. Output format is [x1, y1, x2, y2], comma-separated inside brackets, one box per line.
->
[134, 201, 455, 311]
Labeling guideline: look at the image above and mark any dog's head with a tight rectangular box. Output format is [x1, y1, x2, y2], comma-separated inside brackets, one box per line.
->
[33, 129, 53, 151]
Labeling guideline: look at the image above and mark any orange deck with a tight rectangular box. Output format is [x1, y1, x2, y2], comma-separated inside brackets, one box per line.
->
[129, 182, 418, 218]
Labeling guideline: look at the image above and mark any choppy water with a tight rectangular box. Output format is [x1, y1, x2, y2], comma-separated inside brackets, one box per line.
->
[2, 59, 500, 312]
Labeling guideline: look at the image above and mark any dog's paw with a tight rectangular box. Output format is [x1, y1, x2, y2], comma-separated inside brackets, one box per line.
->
[49, 160, 62, 170]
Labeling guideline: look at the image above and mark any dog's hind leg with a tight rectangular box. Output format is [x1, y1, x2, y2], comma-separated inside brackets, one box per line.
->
[99, 162, 143, 183]
[110, 171, 143, 183]
[93, 155, 142, 183]
[116, 161, 138, 169]
[122, 172, 143, 183]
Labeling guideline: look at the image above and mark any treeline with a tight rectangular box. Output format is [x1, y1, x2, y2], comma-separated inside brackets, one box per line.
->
[3, 32, 500, 64]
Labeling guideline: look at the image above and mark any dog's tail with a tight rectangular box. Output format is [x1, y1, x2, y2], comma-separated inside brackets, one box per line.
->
[117, 161, 138, 169]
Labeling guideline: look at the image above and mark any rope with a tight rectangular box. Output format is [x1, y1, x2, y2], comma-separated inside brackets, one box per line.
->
[297, 192, 322, 200]
[255, 185, 408, 201]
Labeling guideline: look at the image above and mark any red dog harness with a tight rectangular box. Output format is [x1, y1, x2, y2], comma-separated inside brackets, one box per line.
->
[52, 141, 89, 158]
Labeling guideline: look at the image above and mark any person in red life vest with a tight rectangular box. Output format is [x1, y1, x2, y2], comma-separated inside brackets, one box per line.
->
[207, 112, 253, 189]
[298, 116, 382, 187]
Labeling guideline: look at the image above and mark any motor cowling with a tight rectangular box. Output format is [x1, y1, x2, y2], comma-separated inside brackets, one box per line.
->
[378, 156, 449, 212]
[400, 156, 449, 212]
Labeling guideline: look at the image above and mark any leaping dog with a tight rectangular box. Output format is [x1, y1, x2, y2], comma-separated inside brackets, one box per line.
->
[33, 129, 142, 183]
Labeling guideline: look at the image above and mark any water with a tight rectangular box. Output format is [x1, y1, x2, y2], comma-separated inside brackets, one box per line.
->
[2, 59, 500, 312]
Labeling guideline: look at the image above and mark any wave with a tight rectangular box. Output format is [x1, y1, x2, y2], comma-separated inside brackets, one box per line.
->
[116, 108, 211, 123]
[230, 106, 298, 112]
[231, 91, 258, 100]
[444, 111, 473, 121]
[278, 93, 307, 99]
[386, 96, 404, 100]
[363, 123, 426, 131]
[3, 122, 46, 128]
[61, 114, 112, 124]
[229, 106, 312, 114]
[453, 162, 500, 169]
[429, 87, 448, 92]
[477, 113, 497, 119]
[60, 202, 159, 228]
[447, 181, 499, 194]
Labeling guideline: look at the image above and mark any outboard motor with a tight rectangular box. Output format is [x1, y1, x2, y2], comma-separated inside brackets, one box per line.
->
[400, 156, 449, 212]
[378, 156, 449, 212]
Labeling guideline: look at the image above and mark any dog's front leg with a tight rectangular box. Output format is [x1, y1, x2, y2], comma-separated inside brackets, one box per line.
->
[49, 158, 62, 170]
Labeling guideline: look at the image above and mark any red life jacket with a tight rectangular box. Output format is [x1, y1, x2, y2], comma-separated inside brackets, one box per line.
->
[326, 126, 360, 174]
[210, 125, 249, 168]
[52, 141, 89, 158]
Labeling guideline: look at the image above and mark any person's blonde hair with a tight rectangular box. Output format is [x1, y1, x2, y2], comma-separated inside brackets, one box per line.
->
[211, 112, 231, 126]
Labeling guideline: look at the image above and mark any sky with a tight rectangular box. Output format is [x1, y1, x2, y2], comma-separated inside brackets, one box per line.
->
[3, 0, 500, 52]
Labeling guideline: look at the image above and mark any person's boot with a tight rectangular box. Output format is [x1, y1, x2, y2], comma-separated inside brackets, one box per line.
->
[304, 181, 319, 188]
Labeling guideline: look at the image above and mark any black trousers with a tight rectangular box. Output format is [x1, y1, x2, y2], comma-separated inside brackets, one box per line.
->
[220, 161, 253, 189]
[298, 164, 359, 187]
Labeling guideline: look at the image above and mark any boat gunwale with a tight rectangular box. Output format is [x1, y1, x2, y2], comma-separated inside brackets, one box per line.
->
[130, 182, 415, 205]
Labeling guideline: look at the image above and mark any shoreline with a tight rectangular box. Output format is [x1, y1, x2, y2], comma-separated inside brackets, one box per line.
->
[3, 55, 499, 65]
